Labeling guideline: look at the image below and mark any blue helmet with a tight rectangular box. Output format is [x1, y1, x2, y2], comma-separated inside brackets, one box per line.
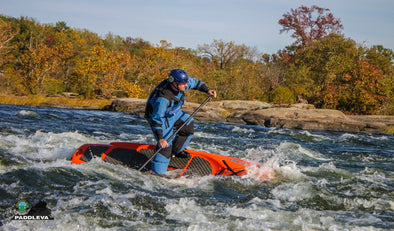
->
[169, 69, 189, 84]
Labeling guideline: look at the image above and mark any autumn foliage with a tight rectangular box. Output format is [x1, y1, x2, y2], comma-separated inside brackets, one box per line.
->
[0, 8, 393, 115]
[279, 5, 343, 46]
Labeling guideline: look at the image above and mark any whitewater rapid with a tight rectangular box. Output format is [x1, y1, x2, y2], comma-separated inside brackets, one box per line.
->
[0, 104, 392, 230]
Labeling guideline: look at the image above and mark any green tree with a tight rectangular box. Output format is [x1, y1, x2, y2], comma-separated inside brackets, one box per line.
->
[197, 39, 255, 70]
[276, 33, 389, 114]
[0, 13, 392, 115]
[364, 45, 394, 114]
[197, 39, 261, 100]
[103, 32, 125, 51]
[270, 86, 295, 104]
[283, 34, 359, 108]
[0, 17, 18, 93]
[337, 61, 386, 114]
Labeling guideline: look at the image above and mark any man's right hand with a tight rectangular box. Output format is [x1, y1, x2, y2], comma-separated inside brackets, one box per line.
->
[159, 139, 168, 148]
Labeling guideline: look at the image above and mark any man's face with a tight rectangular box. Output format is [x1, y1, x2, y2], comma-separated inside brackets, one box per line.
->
[174, 82, 187, 92]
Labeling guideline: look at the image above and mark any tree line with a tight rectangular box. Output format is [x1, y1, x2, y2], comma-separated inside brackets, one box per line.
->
[0, 5, 393, 115]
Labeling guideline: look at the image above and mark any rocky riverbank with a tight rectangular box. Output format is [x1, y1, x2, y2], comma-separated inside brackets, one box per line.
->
[104, 98, 394, 135]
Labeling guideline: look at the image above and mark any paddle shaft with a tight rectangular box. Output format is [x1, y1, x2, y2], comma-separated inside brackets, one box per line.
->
[138, 95, 212, 171]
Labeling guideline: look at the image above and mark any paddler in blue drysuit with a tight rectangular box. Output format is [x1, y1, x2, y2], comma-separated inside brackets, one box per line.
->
[145, 69, 217, 174]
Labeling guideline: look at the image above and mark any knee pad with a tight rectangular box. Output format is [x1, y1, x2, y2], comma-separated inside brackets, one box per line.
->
[159, 145, 172, 158]
[175, 119, 194, 136]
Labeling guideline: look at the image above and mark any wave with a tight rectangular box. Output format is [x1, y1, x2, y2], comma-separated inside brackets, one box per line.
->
[1, 105, 393, 230]
[16, 110, 40, 118]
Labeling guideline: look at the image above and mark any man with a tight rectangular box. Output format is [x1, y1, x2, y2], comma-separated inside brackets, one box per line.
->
[145, 69, 217, 174]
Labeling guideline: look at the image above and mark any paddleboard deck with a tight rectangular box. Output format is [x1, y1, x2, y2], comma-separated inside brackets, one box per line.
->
[70, 142, 253, 177]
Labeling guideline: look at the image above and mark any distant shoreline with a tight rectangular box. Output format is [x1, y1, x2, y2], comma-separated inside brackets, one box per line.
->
[0, 94, 111, 110]
[107, 98, 394, 135]
[1, 95, 393, 135]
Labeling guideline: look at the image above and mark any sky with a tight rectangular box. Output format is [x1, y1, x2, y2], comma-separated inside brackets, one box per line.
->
[1, 0, 393, 54]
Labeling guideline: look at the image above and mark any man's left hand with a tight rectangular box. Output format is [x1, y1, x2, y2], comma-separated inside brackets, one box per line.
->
[208, 90, 217, 98]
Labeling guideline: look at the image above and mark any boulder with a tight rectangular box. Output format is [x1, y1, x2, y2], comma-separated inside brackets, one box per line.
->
[228, 108, 380, 133]
[105, 98, 146, 112]
[105, 98, 391, 134]
[62, 92, 78, 98]
[182, 102, 227, 123]
[208, 100, 271, 110]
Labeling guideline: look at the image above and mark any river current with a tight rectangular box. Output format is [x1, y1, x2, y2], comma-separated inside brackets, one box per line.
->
[0, 104, 392, 230]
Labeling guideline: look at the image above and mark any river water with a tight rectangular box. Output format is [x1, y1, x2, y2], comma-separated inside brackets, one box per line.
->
[0, 104, 392, 230]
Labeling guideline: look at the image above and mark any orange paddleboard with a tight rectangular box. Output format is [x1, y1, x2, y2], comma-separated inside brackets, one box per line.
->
[71, 142, 254, 178]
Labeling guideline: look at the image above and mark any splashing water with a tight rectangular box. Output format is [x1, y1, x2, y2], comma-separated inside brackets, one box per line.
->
[0, 104, 393, 230]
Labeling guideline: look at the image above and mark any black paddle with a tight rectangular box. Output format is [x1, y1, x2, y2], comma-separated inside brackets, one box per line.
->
[138, 95, 212, 171]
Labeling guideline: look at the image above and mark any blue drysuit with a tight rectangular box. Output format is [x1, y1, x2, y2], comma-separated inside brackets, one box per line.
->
[145, 78, 209, 174]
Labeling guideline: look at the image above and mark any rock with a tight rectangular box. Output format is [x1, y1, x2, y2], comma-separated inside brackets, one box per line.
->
[105, 98, 146, 112]
[228, 107, 386, 133]
[208, 100, 271, 110]
[182, 102, 227, 123]
[112, 90, 128, 98]
[348, 115, 394, 126]
[39, 102, 100, 110]
[290, 103, 315, 109]
[105, 98, 392, 134]
[62, 92, 78, 98]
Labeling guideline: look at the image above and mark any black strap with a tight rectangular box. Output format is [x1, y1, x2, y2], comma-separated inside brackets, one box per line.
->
[221, 160, 245, 176]
[145, 80, 185, 118]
